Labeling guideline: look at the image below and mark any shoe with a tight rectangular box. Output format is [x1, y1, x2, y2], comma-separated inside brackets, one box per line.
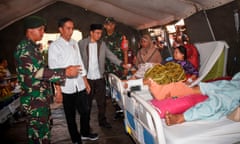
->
[99, 121, 112, 128]
[114, 111, 124, 120]
[81, 133, 99, 141]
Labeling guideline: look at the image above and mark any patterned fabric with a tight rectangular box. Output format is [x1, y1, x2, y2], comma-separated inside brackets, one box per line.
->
[144, 62, 186, 85]
[102, 31, 124, 78]
[14, 38, 66, 144]
[174, 59, 199, 78]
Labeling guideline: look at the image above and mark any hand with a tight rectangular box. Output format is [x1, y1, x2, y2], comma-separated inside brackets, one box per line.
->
[54, 84, 62, 103]
[55, 91, 63, 103]
[143, 78, 152, 85]
[65, 65, 81, 78]
[83, 77, 91, 94]
[122, 63, 132, 69]
[122, 80, 128, 89]
[85, 82, 91, 94]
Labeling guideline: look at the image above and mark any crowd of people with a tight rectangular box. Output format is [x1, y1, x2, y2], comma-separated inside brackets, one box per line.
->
[11, 14, 237, 144]
[14, 16, 131, 144]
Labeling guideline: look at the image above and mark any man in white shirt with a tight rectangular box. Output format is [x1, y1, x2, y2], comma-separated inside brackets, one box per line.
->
[48, 17, 98, 144]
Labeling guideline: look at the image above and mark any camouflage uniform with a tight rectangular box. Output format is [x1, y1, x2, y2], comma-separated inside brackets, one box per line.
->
[102, 31, 125, 119]
[14, 38, 66, 144]
[102, 31, 125, 79]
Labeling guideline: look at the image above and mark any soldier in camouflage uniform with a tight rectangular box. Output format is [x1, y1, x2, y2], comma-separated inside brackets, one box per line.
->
[103, 17, 125, 79]
[14, 16, 80, 144]
[103, 17, 125, 119]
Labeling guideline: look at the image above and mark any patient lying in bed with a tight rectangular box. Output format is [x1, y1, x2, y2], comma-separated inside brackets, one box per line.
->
[146, 72, 240, 126]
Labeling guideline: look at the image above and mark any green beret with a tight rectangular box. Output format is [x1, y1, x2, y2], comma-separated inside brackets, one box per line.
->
[24, 16, 46, 29]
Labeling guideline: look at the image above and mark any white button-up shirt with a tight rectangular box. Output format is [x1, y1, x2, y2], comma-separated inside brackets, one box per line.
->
[87, 42, 101, 80]
[48, 37, 87, 94]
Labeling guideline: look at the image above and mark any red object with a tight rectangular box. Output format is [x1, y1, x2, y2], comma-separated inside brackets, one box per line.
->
[121, 35, 128, 51]
[184, 43, 199, 70]
[205, 76, 232, 82]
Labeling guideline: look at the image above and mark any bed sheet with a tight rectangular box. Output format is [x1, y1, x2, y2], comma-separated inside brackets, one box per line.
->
[164, 116, 240, 144]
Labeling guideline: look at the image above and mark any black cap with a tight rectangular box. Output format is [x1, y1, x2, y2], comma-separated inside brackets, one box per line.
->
[24, 16, 46, 29]
[104, 17, 116, 24]
[90, 24, 103, 31]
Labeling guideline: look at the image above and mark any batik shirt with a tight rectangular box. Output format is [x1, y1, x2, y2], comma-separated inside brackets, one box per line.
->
[14, 38, 66, 116]
[174, 59, 199, 78]
[102, 31, 124, 78]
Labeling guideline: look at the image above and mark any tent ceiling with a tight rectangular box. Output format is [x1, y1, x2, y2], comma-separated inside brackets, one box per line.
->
[0, 0, 234, 30]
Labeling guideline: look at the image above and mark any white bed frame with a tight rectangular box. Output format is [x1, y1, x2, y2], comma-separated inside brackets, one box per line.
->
[108, 73, 125, 110]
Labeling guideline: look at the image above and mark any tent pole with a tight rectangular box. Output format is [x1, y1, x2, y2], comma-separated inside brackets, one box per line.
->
[204, 10, 216, 41]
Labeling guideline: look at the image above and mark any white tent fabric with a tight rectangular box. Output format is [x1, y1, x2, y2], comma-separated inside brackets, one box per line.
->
[0, 0, 234, 30]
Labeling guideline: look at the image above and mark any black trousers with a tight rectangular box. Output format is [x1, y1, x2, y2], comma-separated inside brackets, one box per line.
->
[62, 90, 90, 143]
[87, 78, 107, 124]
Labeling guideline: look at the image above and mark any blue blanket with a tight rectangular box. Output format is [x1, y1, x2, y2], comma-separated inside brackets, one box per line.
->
[184, 72, 240, 121]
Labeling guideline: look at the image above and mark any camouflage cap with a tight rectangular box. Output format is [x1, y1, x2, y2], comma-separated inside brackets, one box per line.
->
[24, 16, 46, 29]
[104, 17, 116, 24]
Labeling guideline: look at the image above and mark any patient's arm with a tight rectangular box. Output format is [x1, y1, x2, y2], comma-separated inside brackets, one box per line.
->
[185, 74, 198, 85]
[146, 78, 202, 100]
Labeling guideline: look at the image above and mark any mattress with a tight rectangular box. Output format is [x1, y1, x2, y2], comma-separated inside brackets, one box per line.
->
[164, 116, 240, 144]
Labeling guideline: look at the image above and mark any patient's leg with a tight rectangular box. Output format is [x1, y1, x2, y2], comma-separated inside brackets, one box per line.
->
[165, 112, 185, 126]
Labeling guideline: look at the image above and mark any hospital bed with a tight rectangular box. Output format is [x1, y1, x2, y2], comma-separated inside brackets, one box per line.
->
[109, 41, 240, 144]
[0, 81, 21, 124]
[108, 73, 125, 110]
[127, 91, 240, 144]
[109, 40, 230, 109]
[0, 93, 20, 123]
